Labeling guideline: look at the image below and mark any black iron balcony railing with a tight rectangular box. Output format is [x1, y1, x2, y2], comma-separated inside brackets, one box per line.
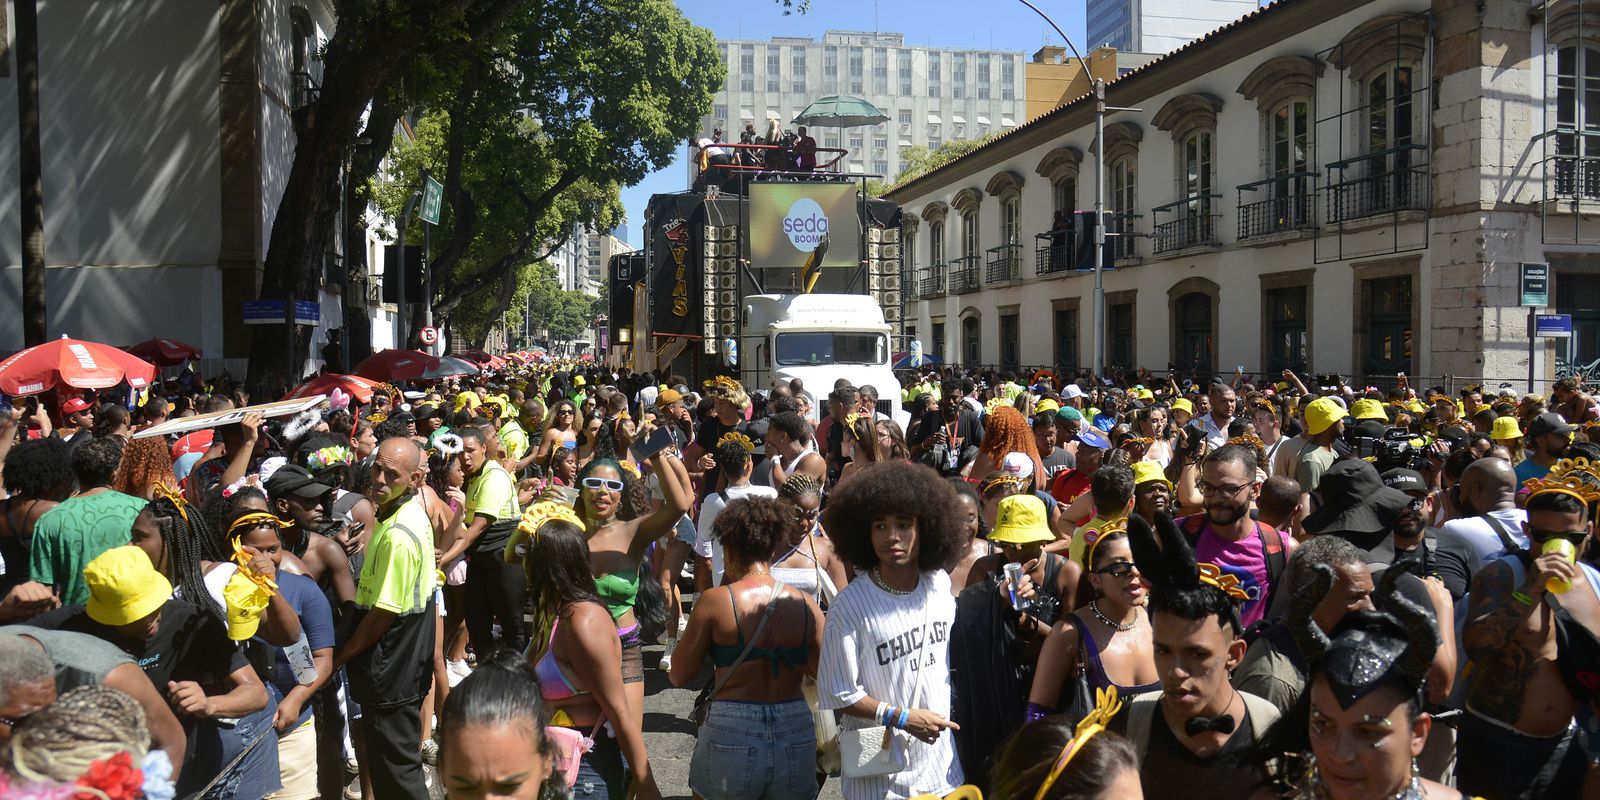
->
[916, 264, 945, 298]
[1151, 194, 1222, 254]
[1107, 212, 1141, 261]
[1548, 128, 1600, 200]
[1325, 144, 1429, 223]
[949, 256, 981, 294]
[985, 243, 1021, 284]
[1237, 173, 1317, 239]
[1034, 228, 1077, 276]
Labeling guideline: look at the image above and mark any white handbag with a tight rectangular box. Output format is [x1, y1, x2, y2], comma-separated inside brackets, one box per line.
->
[838, 725, 907, 778]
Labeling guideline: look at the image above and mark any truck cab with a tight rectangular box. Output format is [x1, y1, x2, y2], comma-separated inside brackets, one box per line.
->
[740, 293, 908, 429]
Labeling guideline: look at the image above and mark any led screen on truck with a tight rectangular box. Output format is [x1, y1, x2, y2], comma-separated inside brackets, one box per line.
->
[747, 182, 862, 269]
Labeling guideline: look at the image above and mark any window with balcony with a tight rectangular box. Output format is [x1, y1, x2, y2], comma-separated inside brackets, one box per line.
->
[1323, 15, 1428, 227]
[1151, 93, 1222, 254]
[985, 174, 1022, 283]
[1556, 44, 1600, 199]
[1237, 55, 1321, 239]
[289, 9, 319, 109]
[951, 205, 981, 293]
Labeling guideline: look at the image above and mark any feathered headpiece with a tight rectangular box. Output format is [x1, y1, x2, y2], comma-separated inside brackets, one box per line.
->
[282, 409, 320, 445]
[1291, 559, 1438, 708]
[1030, 687, 1125, 800]
[1127, 512, 1248, 632]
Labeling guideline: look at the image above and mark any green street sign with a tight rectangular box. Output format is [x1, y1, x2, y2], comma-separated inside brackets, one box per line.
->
[421, 175, 444, 225]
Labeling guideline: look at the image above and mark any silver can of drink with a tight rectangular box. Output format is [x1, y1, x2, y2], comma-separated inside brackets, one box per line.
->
[1004, 562, 1030, 611]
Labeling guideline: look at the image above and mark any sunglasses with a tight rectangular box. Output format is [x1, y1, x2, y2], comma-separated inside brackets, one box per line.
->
[795, 507, 821, 521]
[1093, 561, 1139, 578]
[1528, 527, 1588, 548]
[581, 476, 625, 492]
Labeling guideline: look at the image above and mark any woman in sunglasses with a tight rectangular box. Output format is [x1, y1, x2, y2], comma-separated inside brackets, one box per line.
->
[533, 400, 580, 464]
[1027, 523, 1158, 722]
[574, 427, 692, 728]
[772, 473, 849, 605]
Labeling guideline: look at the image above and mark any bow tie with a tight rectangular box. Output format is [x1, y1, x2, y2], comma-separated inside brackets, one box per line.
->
[1184, 714, 1237, 737]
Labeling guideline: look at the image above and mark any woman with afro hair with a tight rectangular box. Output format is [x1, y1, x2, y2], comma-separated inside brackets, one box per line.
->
[816, 460, 968, 800]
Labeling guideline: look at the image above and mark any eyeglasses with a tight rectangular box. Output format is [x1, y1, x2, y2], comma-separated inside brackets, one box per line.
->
[1528, 527, 1588, 547]
[1196, 481, 1251, 497]
[1093, 561, 1139, 578]
[581, 476, 625, 492]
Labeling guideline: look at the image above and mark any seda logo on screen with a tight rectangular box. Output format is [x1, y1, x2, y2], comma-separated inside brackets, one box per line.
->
[781, 198, 828, 253]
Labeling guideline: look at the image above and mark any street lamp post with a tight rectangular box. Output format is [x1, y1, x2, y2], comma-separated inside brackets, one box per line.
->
[1014, 1, 1136, 381]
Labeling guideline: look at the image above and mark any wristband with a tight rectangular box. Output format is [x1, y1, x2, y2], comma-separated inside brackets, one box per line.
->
[1512, 590, 1538, 607]
[897, 708, 910, 729]
[882, 705, 897, 727]
[874, 702, 888, 726]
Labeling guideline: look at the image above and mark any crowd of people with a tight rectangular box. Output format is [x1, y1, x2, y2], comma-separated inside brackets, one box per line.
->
[691, 121, 828, 192]
[1, 359, 1598, 799]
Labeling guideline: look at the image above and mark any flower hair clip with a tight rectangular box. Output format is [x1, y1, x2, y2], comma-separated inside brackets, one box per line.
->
[717, 431, 756, 452]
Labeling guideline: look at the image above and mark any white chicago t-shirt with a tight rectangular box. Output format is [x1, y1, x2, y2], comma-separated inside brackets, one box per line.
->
[818, 569, 963, 800]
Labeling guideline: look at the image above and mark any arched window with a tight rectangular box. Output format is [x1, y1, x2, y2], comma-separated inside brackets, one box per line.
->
[1556, 44, 1600, 198]
[962, 314, 981, 366]
[929, 221, 945, 265]
[1002, 196, 1020, 245]
[962, 210, 979, 260]
[1173, 292, 1215, 377]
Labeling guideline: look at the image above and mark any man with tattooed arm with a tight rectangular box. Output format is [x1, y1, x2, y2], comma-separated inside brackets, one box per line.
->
[1458, 465, 1600, 799]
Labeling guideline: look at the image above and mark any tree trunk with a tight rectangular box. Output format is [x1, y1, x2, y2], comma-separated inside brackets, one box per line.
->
[15, 0, 46, 347]
[243, 0, 511, 388]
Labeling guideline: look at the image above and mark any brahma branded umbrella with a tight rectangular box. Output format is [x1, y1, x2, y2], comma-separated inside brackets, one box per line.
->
[352, 349, 441, 382]
[0, 336, 158, 395]
[123, 337, 203, 367]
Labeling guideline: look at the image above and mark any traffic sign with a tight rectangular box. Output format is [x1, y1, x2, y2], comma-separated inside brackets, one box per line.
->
[419, 326, 439, 346]
[1537, 313, 1573, 338]
[1521, 262, 1549, 307]
[421, 175, 444, 225]
[243, 300, 320, 326]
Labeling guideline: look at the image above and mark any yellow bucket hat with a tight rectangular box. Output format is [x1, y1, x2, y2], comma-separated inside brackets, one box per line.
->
[1131, 460, 1172, 490]
[84, 546, 172, 627]
[1351, 398, 1389, 421]
[1491, 415, 1524, 441]
[1305, 397, 1351, 436]
[1171, 398, 1194, 415]
[223, 569, 272, 641]
[988, 495, 1055, 545]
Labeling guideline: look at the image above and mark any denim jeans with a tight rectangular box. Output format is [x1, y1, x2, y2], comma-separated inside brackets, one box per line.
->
[572, 727, 627, 800]
[690, 700, 819, 800]
[176, 696, 282, 800]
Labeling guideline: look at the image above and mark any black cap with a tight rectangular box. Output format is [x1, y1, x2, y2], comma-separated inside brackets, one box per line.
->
[1380, 468, 1428, 496]
[1529, 412, 1576, 438]
[265, 464, 333, 502]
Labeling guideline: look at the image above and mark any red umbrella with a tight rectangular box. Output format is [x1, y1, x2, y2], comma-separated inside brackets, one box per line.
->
[351, 349, 441, 382]
[458, 349, 506, 369]
[0, 336, 158, 395]
[283, 373, 379, 405]
[123, 337, 202, 367]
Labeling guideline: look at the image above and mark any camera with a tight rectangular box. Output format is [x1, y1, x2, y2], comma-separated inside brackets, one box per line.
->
[1352, 426, 1432, 472]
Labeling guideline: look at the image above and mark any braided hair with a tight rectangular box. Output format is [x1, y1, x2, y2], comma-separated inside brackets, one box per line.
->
[779, 472, 822, 502]
[8, 685, 149, 786]
[146, 493, 227, 624]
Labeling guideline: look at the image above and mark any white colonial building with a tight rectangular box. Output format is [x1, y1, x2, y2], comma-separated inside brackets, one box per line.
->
[888, 0, 1600, 390]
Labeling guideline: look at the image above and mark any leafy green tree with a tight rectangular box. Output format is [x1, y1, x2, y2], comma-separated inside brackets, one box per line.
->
[883, 133, 1000, 193]
[249, 0, 719, 382]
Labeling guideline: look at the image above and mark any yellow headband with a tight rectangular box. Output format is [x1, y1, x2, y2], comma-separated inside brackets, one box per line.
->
[1031, 687, 1124, 800]
[1084, 518, 1128, 571]
[1197, 562, 1252, 601]
[227, 512, 292, 537]
[152, 483, 190, 524]
[1227, 433, 1265, 452]
[229, 538, 278, 593]
[1524, 457, 1600, 505]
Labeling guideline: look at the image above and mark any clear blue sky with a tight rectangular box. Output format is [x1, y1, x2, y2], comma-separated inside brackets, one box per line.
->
[617, 0, 1089, 246]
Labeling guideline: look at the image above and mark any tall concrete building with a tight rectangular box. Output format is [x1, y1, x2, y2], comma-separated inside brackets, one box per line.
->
[698, 30, 1025, 181]
[1087, 0, 1261, 54]
[585, 229, 629, 292]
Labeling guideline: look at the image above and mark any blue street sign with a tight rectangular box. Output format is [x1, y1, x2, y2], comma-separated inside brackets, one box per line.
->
[243, 300, 321, 326]
[1537, 313, 1573, 338]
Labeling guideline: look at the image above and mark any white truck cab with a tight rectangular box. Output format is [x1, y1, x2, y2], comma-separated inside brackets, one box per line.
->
[739, 293, 908, 429]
